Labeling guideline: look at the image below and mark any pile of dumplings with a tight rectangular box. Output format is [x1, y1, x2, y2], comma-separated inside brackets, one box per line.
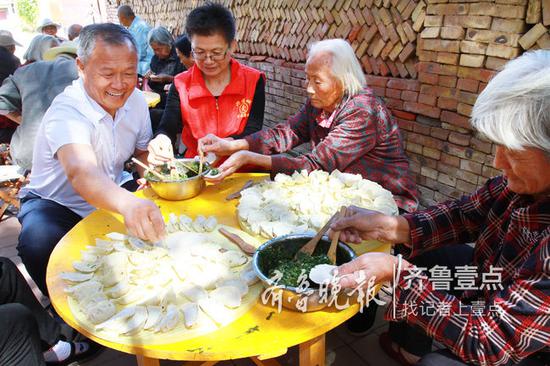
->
[237, 170, 398, 239]
[60, 214, 260, 339]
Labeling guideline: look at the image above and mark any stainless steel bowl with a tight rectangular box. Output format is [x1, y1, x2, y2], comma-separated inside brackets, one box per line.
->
[253, 233, 357, 312]
[146, 159, 210, 201]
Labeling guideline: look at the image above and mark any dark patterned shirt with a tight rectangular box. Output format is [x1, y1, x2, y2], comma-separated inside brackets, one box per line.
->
[245, 87, 419, 212]
[389, 176, 550, 365]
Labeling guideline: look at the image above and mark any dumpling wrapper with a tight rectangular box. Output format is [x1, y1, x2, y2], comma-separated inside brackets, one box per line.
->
[309, 264, 338, 285]
[209, 286, 242, 308]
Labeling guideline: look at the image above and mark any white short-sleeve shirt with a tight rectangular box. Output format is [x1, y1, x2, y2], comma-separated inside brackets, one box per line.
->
[21, 79, 152, 217]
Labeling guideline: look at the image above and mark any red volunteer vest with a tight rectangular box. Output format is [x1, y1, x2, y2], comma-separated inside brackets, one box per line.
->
[173, 59, 263, 157]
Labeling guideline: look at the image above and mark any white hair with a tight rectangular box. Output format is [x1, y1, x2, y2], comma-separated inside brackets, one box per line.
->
[471, 50, 550, 153]
[307, 39, 366, 96]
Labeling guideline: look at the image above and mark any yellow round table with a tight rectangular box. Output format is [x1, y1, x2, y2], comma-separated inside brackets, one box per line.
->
[143, 91, 161, 108]
[46, 173, 390, 366]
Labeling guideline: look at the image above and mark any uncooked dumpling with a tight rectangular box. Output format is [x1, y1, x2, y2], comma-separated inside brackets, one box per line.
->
[181, 302, 199, 328]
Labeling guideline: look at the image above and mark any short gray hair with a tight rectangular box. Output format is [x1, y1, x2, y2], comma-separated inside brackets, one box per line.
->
[307, 39, 366, 97]
[148, 26, 173, 47]
[471, 50, 550, 153]
[77, 23, 138, 64]
[23, 34, 59, 62]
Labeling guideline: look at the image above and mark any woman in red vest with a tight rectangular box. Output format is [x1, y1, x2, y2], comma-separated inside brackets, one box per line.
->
[147, 3, 265, 163]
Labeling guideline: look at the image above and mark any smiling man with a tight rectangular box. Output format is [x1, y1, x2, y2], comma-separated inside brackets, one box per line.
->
[17, 23, 165, 295]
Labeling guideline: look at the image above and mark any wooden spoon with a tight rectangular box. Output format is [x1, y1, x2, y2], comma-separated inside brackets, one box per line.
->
[218, 228, 256, 256]
[295, 208, 342, 259]
[327, 206, 347, 264]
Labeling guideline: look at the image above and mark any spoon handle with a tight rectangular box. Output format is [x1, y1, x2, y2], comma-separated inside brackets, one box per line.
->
[327, 206, 347, 264]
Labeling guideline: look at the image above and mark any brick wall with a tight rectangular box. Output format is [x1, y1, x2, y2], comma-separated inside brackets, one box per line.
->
[100, 0, 550, 207]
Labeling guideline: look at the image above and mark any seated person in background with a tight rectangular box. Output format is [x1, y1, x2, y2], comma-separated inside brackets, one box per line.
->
[0, 257, 96, 365]
[147, 2, 265, 160]
[17, 23, 165, 296]
[0, 42, 79, 170]
[174, 34, 194, 70]
[330, 50, 550, 366]
[0, 31, 21, 144]
[200, 39, 419, 213]
[145, 26, 184, 132]
[67, 24, 82, 42]
[144, 26, 184, 101]
[22, 34, 60, 65]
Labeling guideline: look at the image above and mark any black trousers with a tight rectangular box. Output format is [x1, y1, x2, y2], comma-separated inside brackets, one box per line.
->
[0, 257, 61, 366]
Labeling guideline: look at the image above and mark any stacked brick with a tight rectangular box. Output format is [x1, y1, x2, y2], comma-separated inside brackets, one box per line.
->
[100, 0, 550, 207]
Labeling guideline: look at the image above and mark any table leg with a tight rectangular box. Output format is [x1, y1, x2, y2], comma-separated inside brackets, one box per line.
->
[299, 334, 326, 366]
[250, 356, 283, 366]
[136, 355, 160, 366]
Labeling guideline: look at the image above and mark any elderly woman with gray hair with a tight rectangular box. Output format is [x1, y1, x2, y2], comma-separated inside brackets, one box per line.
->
[145, 26, 184, 101]
[22, 34, 59, 65]
[329, 50, 550, 366]
[199, 38, 419, 212]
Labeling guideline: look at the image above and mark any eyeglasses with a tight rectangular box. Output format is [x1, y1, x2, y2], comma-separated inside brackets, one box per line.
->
[191, 48, 229, 61]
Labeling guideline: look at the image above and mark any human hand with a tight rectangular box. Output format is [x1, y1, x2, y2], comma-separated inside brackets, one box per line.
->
[147, 134, 174, 165]
[198, 134, 239, 157]
[120, 197, 166, 242]
[328, 205, 409, 244]
[204, 150, 251, 184]
[336, 252, 404, 288]
[143, 70, 153, 79]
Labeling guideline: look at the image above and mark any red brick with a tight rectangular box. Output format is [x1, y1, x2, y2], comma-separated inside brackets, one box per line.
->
[385, 97, 404, 109]
[460, 159, 482, 175]
[413, 123, 431, 136]
[457, 90, 478, 105]
[371, 86, 386, 97]
[440, 153, 460, 167]
[449, 132, 471, 146]
[457, 67, 496, 83]
[419, 72, 439, 85]
[386, 61, 400, 77]
[441, 110, 472, 129]
[438, 75, 457, 88]
[418, 93, 437, 106]
[457, 78, 479, 93]
[471, 137, 493, 154]
[402, 90, 419, 102]
[378, 60, 390, 76]
[457, 103, 473, 117]
[403, 102, 441, 119]
[365, 75, 389, 87]
[387, 78, 421, 91]
[385, 88, 402, 99]
[437, 97, 458, 110]
[392, 109, 417, 121]
[396, 117, 415, 131]
[430, 127, 449, 141]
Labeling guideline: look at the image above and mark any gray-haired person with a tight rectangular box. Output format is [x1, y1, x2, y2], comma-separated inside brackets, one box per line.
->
[145, 26, 184, 102]
[17, 23, 165, 295]
[198, 38, 419, 212]
[22, 34, 59, 65]
[329, 50, 550, 366]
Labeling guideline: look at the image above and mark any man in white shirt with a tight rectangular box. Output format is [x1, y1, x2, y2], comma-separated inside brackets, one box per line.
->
[17, 23, 165, 294]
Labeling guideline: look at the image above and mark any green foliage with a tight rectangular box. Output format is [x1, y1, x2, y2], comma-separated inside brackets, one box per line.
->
[15, 0, 39, 29]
